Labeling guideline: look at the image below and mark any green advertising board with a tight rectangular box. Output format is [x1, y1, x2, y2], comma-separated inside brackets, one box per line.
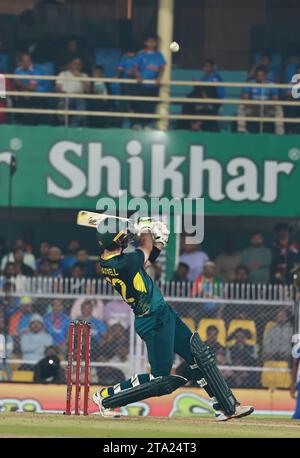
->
[0, 125, 299, 216]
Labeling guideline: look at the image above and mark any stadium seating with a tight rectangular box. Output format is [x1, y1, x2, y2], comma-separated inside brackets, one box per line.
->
[11, 370, 34, 382]
[261, 361, 291, 389]
[198, 318, 226, 347]
[227, 319, 257, 346]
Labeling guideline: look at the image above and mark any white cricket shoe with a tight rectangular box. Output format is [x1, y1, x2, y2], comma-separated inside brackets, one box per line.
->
[215, 405, 254, 422]
[92, 391, 121, 418]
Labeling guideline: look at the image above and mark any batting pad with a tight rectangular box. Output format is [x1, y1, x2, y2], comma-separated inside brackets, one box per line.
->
[102, 374, 187, 409]
[190, 332, 236, 416]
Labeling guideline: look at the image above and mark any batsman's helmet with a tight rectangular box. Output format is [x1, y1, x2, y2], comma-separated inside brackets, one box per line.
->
[96, 219, 130, 251]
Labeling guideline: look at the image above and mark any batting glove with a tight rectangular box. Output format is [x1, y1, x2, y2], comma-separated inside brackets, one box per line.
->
[134, 217, 154, 236]
[152, 220, 170, 248]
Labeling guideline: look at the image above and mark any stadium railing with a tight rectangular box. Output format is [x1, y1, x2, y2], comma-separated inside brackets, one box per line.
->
[0, 74, 299, 128]
[0, 276, 299, 390]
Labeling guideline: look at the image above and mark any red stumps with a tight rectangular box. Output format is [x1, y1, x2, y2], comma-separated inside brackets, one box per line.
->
[66, 321, 91, 416]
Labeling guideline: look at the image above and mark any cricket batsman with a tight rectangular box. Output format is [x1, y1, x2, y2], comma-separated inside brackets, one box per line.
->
[93, 217, 254, 421]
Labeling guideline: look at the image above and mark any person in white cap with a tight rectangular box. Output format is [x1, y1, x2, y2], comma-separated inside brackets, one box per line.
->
[20, 314, 53, 364]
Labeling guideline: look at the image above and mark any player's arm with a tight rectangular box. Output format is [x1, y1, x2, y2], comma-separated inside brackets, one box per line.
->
[145, 221, 170, 266]
[138, 232, 153, 263]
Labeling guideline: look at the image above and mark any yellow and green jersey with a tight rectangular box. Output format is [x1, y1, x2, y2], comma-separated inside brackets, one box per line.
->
[99, 248, 165, 317]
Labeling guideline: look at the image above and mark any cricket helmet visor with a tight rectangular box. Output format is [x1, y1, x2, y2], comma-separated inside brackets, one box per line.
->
[96, 218, 131, 251]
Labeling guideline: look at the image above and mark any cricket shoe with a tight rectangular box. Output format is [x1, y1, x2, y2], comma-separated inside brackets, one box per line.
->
[214, 404, 254, 422]
[93, 391, 121, 418]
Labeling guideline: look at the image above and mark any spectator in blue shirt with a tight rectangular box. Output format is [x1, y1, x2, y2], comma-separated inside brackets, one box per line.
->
[79, 300, 106, 342]
[248, 54, 279, 83]
[116, 46, 137, 117]
[14, 53, 46, 125]
[43, 299, 70, 347]
[201, 59, 225, 99]
[237, 66, 284, 135]
[61, 239, 80, 272]
[134, 35, 166, 128]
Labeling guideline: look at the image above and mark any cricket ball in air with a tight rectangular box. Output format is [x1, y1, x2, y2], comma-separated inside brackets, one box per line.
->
[170, 41, 180, 53]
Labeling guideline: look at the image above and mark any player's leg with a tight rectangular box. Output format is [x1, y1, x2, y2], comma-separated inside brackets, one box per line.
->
[93, 305, 187, 415]
[93, 372, 187, 416]
[172, 307, 254, 420]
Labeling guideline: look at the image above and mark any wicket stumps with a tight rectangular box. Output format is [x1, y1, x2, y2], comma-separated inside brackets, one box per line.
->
[65, 320, 91, 416]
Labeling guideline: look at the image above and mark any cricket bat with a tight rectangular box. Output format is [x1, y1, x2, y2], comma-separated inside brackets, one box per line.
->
[76, 210, 131, 229]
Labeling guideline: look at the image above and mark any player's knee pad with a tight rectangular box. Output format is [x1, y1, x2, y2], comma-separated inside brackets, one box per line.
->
[102, 374, 187, 409]
[190, 332, 236, 416]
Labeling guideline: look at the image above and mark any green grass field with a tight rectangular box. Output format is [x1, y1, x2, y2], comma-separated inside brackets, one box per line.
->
[0, 413, 300, 438]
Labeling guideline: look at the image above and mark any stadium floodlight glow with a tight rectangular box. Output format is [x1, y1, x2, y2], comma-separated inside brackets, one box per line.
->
[0, 74, 5, 99]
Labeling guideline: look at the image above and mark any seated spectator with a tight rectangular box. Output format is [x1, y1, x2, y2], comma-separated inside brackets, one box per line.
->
[0, 312, 14, 358]
[61, 239, 80, 271]
[3, 262, 17, 278]
[37, 258, 52, 277]
[99, 323, 129, 377]
[69, 263, 86, 290]
[134, 34, 166, 129]
[192, 261, 223, 317]
[78, 300, 106, 342]
[173, 262, 190, 283]
[70, 298, 104, 321]
[237, 66, 284, 135]
[192, 261, 222, 296]
[179, 239, 209, 282]
[205, 325, 225, 354]
[88, 65, 109, 128]
[1, 238, 36, 271]
[180, 84, 220, 132]
[56, 57, 89, 127]
[9, 296, 33, 337]
[33, 345, 65, 384]
[271, 223, 299, 284]
[234, 265, 250, 284]
[14, 53, 46, 125]
[263, 309, 293, 360]
[201, 59, 225, 99]
[36, 240, 51, 271]
[240, 232, 271, 284]
[172, 262, 190, 295]
[227, 328, 257, 387]
[248, 53, 279, 82]
[284, 64, 300, 134]
[48, 246, 63, 277]
[43, 299, 70, 347]
[103, 299, 131, 329]
[20, 314, 53, 364]
[73, 249, 95, 278]
[214, 238, 241, 282]
[11, 248, 34, 277]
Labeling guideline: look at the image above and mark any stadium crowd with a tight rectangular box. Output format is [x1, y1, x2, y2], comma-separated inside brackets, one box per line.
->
[0, 222, 298, 285]
[0, 221, 298, 387]
[1, 37, 300, 133]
